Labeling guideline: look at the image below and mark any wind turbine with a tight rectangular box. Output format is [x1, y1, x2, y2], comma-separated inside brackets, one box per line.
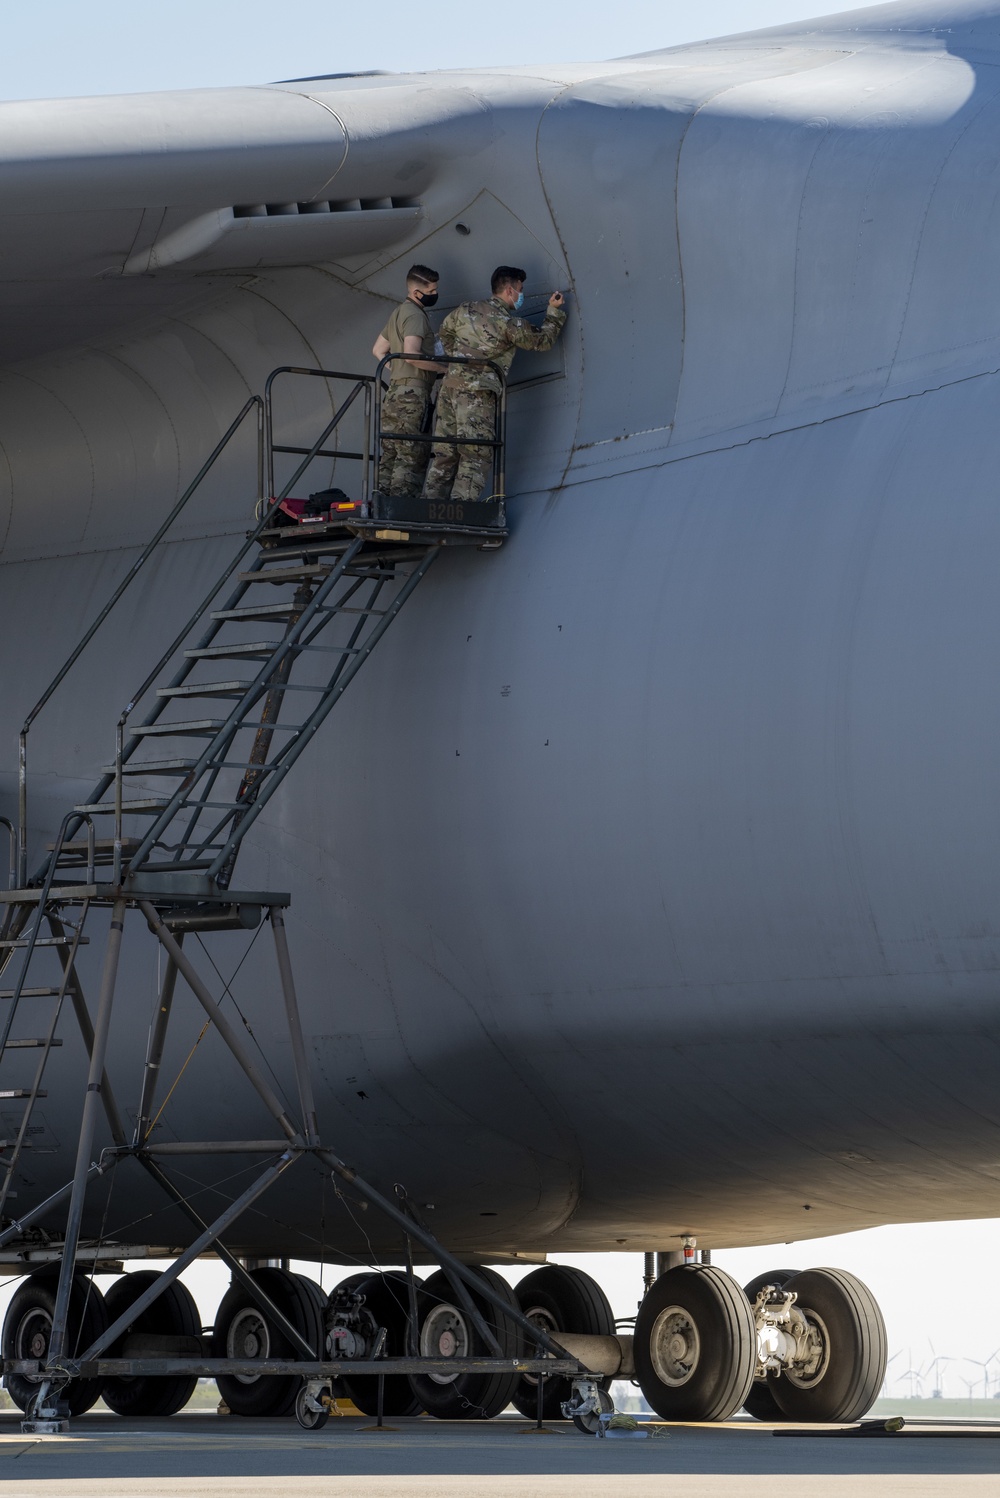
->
[925, 1342, 956, 1399]
[966, 1350, 1000, 1401]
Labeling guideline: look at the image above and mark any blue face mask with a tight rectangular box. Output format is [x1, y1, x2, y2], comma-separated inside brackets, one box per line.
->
[514, 292, 524, 310]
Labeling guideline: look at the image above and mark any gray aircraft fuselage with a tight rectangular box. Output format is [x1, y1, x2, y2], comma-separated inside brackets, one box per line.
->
[1, 0, 999, 1262]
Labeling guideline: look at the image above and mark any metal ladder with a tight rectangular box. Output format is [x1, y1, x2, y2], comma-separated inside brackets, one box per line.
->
[78, 531, 439, 886]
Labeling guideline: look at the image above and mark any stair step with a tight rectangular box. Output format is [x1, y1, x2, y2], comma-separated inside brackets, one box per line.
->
[105, 760, 196, 776]
[239, 564, 332, 584]
[158, 681, 253, 700]
[0, 938, 89, 950]
[210, 603, 300, 623]
[75, 800, 169, 814]
[0, 988, 72, 999]
[0, 1090, 46, 1100]
[48, 838, 142, 854]
[4, 1039, 62, 1049]
[185, 642, 282, 661]
[134, 721, 226, 738]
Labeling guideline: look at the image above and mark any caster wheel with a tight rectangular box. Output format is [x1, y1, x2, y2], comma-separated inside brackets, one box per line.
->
[294, 1383, 330, 1430]
[634, 1264, 756, 1421]
[572, 1384, 614, 1434]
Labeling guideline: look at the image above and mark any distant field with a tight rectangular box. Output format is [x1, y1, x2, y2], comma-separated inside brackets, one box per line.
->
[872, 1398, 1000, 1419]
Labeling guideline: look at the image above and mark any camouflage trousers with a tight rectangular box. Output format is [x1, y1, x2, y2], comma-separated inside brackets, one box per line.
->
[378, 384, 431, 498]
[423, 382, 497, 502]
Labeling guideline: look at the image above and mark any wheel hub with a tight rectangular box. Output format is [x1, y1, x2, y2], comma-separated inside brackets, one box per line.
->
[784, 1307, 831, 1388]
[521, 1305, 559, 1388]
[16, 1308, 52, 1368]
[227, 1308, 270, 1384]
[419, 1303, 469, 1386]
[649, 1306, 701, 1387]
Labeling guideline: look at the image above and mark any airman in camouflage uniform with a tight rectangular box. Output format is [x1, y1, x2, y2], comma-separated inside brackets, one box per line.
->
[424, 266, 567, 502]
[372, 264, 444, 497]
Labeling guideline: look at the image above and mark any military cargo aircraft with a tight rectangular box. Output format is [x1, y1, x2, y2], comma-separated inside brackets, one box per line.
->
[0, 0, 993, 1432]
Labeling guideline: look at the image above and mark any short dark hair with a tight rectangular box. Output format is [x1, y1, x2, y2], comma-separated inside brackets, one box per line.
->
[406, 263, 439, 288]
[491, 265, 527, 294]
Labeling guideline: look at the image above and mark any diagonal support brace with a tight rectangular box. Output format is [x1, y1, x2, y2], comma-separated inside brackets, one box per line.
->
[139, 901, 301, 1145]
[74, 1150, 299, 1364]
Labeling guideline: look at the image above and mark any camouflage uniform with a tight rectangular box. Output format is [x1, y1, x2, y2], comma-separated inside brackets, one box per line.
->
[424, 296, 567, 502]
[377, 300, 437, 497]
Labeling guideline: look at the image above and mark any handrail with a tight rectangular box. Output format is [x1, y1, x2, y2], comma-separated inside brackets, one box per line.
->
[0, 817, 16, 891]
[108, 370, 376, 882]
[373, 354, 507, 500]
[17, 396, 264, 888]
[264, 366, 375, 509]
[0, 812, 93, 1062]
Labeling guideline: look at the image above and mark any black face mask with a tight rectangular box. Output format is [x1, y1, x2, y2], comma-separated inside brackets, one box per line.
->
[416, 291, 439, 307]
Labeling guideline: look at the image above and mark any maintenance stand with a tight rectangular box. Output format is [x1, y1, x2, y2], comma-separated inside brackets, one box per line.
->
[0, 366, 606, 1434]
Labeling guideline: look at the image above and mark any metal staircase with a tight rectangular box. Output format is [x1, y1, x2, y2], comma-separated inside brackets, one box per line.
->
[79, 533, 439, 887]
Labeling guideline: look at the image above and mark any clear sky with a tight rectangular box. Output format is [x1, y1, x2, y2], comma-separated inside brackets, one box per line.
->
[3, 0, 996, 1407]
[0, 1, 869, 99]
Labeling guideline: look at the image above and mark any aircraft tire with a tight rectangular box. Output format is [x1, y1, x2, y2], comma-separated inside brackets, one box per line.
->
[101, 1271, 200, 1417]
[510, 1265, 615, 1420]
[3, 1264, 108, 1415]
[332, 1270, 423, 1416]
[634, 1264, 756, 1421]
[409, 1267, 521, 1420]
[769, 1268, 887, 1423]
[740, 1269, 798, 1422]
[213, 1267, 324, 1417]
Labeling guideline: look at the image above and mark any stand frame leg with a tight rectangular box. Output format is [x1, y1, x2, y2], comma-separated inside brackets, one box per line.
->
[48, 897, 127, 1362]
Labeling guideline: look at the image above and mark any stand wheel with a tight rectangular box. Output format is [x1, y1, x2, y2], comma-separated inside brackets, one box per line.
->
[409, 1267, 521, 1420]
[741, 1268, 798, 1422]
[294, 1383, 330, 1430]
[511, 1265, 615, 1421]
[3, 1265, 108, 1416]
[213, 1267, 324, 1417]
[572, 1384, 614, 1434]
[333, 1271, 423, 1417]
[102, 1271, 200, 1417]
[769, 1268, 887, 1423]
[634, 1264, 756, 1421]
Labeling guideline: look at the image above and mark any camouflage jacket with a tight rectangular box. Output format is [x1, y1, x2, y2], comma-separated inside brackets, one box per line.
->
[437, 297, 567, 392]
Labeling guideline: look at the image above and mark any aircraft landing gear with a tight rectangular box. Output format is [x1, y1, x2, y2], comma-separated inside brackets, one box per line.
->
[212, 1267, 325, 1417]
[511, 1265, 615, 1421]
[744, 1267, 887, 1423]
[328, 1270, 423, 1417]
[2, 1265, 108, 1419]
[101, 1271, 201, 1417]
[408, 1267, 522, 1419]
[741, 1268, 798, 1420]
[634, 1264, 757, 1421]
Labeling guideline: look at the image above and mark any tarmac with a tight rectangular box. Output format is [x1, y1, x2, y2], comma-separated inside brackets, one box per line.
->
[0, 1412, 997, 1497]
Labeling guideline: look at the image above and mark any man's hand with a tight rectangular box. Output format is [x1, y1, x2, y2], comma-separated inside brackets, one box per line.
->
[549, 291, 565, 308]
